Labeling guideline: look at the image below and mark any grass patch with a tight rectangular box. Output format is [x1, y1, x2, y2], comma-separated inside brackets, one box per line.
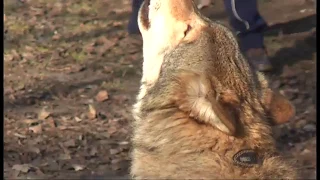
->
[71, 51, 87, 63]
[6, 17, 30, 36]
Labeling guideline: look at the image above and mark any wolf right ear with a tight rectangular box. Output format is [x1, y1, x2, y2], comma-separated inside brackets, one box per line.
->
[172, 70, 240, 136]
[263, 90, 296, 125]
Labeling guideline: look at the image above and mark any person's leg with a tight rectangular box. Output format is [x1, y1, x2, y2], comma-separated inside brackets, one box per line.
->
[223, 0, 272, 71]
[197, 0, 212, 9]
[128, 0, 144, 34]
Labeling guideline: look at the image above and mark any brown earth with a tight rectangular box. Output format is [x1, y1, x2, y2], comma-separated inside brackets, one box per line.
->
[4, 0, 316, 179]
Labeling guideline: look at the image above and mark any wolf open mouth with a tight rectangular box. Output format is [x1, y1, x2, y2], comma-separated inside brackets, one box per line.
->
[139, 0, 151, 29]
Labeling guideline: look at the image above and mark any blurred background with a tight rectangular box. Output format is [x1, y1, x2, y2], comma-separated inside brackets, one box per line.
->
[4, 0, 316, 179]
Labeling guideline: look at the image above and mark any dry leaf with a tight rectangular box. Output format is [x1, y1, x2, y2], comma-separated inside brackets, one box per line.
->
[4, 54, 14, 61]
[88, 104, 97, 120]
[38, 108, 50, 120]
[59, 153, 71, 160]
[85, 43, 95, 53]
[59, 126, 67, 130]
[29, 124, 43, 134]
[72, 164, 85, 171]
[47, 117, 56, 128]
[107, 126, 118, 135]
[109, 149, 120, 155]
[11, 49, 20, 60]
[28, 146, 40, 154]
[95, 90, 109, 102]
[22, 52, 35, 61]
[64, 139, 76, 147]
[12, 164, 32, 173]
[118, 141, 129, 145]
[111, 158, 121, 164]
[23, 119, 39, 125]
[14, 133, 27, 138]
[52, 34, 61, 40]
[111, 164, 121, 171]
[74, 116, 82, 122]
[89, 147, 98, 156]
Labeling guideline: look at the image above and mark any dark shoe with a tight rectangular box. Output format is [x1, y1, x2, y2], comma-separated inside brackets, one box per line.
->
[246, 48, 273, 72]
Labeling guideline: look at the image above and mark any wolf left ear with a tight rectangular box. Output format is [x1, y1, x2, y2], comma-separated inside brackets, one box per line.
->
[172, 70, 240, 135]
[264, 90, 296, 125]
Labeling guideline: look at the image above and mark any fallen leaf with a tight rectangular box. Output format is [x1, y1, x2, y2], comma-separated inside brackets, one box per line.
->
[12, 164, 32, 173]
[58, 126, 67, 130]
[29, 124, 43, 134]
[38, 108, 50, 120]
[22, 52, 35, 61]
[47, 117, 56, 128]
[111, 164, 121, 171]
[300, 9, 307, 13]
[28, 146, 41, 154]
[8, 94, 16, 100]
[25, 46, 34, 51]
[85, 43, 95, 53]
[22, 119, 39, 125]
[96, 36, 109, 45]
[64, 139, 76, 147]
[59, 153, 71, 160]
[52, 34, 61, 40]
[33, 136, 44, 144]
[89, 147, 98, 156]
[109, 149, 120, 155]
[107, 126, 118, 135]
[95, 90, 109, 102]
[111, 158, 121, 164]
[113, 94, 129, 103]
[4, 54, 14, 61]
[72, 164, 85, 171]
[118, 141, 129, 145]
[74, 116, 82, 122]
[35, 167, 45, 176]
[14, 82, 25, 90]
[300, 149, 311, 155]
[11, 50, 20, 60]
[88, 104, 97, 120]
[103, 66, 113, 73]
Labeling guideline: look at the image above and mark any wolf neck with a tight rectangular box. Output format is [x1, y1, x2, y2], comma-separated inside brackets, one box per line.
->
[141, 43, 169, 88]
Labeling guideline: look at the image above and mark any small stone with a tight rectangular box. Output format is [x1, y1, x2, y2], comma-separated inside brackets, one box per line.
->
[300, 149, 311, 155]
[303, 124, 316, 132]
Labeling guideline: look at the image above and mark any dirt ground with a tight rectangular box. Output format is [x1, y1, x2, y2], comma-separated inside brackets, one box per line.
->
[4, 0, 316, 179]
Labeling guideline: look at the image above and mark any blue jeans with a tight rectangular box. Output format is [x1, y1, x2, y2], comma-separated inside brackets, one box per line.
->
[128, 0, 267, 51]
[223, 0, 268, 51]
[128, 0, 144, 34]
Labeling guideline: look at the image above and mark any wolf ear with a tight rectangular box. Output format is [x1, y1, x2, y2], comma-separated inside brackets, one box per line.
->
[173, 70, 239, 135]
[256, 72, 295, 125]
[264, 90, 295, 125]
